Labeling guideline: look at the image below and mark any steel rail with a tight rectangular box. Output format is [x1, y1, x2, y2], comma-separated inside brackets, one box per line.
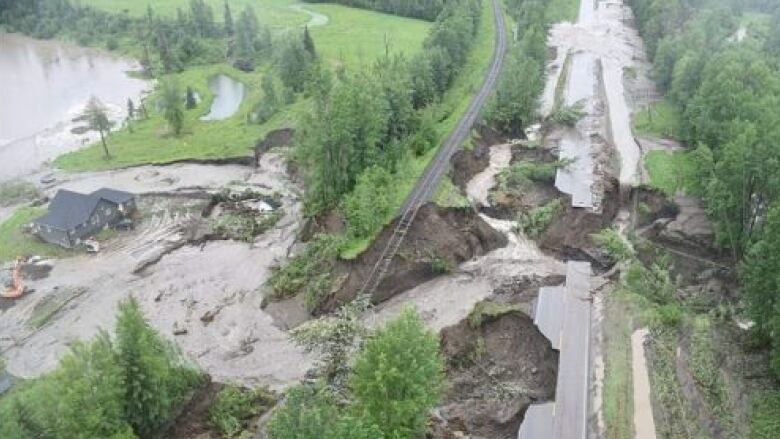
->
[357, 0, 508, 298]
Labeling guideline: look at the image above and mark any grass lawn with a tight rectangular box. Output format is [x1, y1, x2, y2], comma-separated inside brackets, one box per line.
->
[57, 2, 430, 172]
[644, 149, 697, 196]
[307, 4, 432, 69]
[338, 0, 497, 259]
[55, 64, 306, 171]
[633, 100, 682, 140]
[0, 207, 70, 263]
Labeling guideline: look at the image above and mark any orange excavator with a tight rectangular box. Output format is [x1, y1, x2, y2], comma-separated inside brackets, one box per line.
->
[1, 257, 24, 299]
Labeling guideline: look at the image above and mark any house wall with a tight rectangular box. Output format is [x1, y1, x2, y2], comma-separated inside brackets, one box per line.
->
[73, 200, 122, 241]
[37, 226, 72, 248]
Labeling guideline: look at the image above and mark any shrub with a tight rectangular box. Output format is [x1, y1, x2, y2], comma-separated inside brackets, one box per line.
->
[550, 101, 586, 127]
[268, 234, 342, 310]
[592, 227, 634, 262]
[0, 180, 40, 207]
[265, 385, 340, 439]
[210, 385, 276, 437]
[516, 199, 563, 238]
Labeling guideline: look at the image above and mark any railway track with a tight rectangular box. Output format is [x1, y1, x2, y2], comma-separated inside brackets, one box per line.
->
[357, 0, 508, 298]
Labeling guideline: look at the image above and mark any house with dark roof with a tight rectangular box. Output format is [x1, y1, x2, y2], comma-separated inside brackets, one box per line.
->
[32, 188, 137, 248]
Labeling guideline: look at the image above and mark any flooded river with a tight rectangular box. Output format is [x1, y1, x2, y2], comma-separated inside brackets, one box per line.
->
[0, 33, 148, 181]
[200, 74, 245, 121]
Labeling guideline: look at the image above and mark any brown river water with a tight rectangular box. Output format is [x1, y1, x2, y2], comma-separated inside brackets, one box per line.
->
[0, 33, 148, 181]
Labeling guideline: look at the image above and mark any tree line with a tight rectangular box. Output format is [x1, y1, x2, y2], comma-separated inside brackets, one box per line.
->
[298, 0, 482, 242]
[0, 0, 274, 74]
[0, 298, 201, 439]
[486, 0, 551, 135]
[305, 0, 445, 21]
[628, 0, 780, 379]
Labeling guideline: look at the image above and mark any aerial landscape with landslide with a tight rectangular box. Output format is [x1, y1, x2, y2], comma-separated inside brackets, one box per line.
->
[2, 0, 780, 438]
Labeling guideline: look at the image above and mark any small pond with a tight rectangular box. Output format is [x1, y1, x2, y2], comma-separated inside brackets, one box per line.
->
[200, 74, 245, 121]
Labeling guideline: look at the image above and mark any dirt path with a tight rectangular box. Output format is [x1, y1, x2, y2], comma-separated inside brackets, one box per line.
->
[289, 4, 329, 27]
[632, 328, 658, 439]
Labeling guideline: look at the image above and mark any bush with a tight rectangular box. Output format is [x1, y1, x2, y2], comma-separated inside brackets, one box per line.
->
[516, 199, 562, 238]
[351, 308, 444, 438]
[550, 101, 586, 127]
[265, 385, 340, 439]
[0, 180, 40, 207]
[625, 259, 677, 305]
[210, 385, 276, 437]
[592, 227, 634, 262]
[268, 234, 342, 310]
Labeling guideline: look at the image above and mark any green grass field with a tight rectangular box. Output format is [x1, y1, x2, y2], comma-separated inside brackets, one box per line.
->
[57, 1, 430, 172]
[0, 208, 70, 263]
[306, 4, 431, 69]
[633, 100, 682, 140]
[644, 149, 697, 196]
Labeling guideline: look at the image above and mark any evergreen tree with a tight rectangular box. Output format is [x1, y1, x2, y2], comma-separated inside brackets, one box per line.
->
[303, 25, 317, 58]
[127, 98, 135, 120]
[185, 86, 198, 109]
[160, 79, 185, 136]
[115, 298, 200, 437]
[223, 0, 234, 36]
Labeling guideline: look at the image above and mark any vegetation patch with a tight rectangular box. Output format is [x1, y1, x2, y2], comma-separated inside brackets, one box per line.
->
[26, 288, 86, 330]
[633, 100, 682, 140]
[592, 227, 634, 263]
[434, 176, 470, 208]
[515, 199, 563, 239]
[0, 207, 70, 263]
[749, 391, 780, 439]
[210, 385, 276, 437]
[0, 180, 40, 207]
[544, 0, 580, 23]
[688, 316, 738, 436]
[602, 289, 637, 439]
[647, 328, 709, 438]
[268, 234, 342, 310]
[467, 301, 521, 329]
[644, 150, 697, 196]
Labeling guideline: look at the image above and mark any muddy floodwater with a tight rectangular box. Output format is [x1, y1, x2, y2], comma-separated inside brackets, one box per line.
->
[0, 33, 148, 181]
[200, 74, 245, 121]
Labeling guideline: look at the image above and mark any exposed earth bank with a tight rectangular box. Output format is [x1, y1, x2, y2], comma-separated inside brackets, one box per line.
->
[317, 204, 508, 314]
